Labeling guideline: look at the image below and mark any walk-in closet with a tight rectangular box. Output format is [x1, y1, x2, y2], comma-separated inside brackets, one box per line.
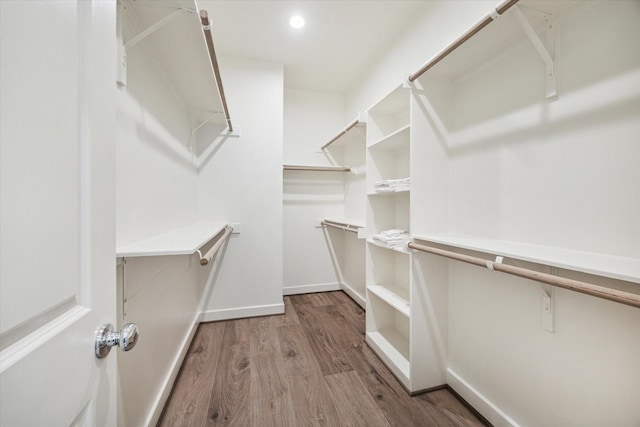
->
[1, 0, 639, 426]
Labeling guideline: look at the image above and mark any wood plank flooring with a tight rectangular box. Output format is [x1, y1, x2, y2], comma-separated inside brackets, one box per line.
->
[158, 291, 489, 427]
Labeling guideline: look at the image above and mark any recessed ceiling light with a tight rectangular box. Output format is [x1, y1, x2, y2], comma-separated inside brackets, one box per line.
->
[289, 15, 305, 29]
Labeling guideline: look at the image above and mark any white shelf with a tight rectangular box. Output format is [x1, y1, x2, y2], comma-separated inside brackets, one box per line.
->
[367, 187, 410, 196]
[124, 0, 226, 126]
[412, 233, 640, 284]
[366, 330, 410, 384]
[116, 222, 228, 258]
[368, 124, 410, 150]
[422, 1, 577, 82]
[368, 285, 410, 317]
[367, 238, 411, 254]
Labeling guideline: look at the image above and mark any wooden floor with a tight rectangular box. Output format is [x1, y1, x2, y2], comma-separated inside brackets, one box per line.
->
[159, 291, 488, 426]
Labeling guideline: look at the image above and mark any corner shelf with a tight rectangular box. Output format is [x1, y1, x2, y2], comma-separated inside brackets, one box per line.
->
[367, 238, 411, 254]
[116, 222, 228, 258]
[412, 233, 640, 284]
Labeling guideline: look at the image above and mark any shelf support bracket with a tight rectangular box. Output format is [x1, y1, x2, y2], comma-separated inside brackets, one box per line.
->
[512, 6, 556, 99]
[125, 8, 185, 49]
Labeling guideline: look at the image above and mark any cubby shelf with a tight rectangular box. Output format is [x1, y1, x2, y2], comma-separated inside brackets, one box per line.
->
[367, 239, 411, 254]
[413, 233, 640, 284]
[368, 285, 410, 317]
[368, 124, 410, 150]
[367, 188, 410, 197]
[366, 330, 410, 382]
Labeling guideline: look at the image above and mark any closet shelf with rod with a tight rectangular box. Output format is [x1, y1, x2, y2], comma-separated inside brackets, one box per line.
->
[283, 165, 353, 172]
[320, 116, 366, 150]
[119, 0, 233, 133]
[321, 219, 363, 234]
[116, 222, 238, 259]
[408, 236, 640, 308]
[407, 0, 521, 82]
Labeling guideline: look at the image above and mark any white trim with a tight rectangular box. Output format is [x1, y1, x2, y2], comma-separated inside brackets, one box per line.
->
[340, 282, 366, 309]
[447, 368, 520, 427]
[146, 316, 200, 426]
[198, 303, 284, 322]
[283, 282, 341, 296]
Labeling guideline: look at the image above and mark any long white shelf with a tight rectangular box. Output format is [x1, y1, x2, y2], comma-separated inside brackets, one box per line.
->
[368, 285, 410, 317]
[124, 0, 227, 127]
[116, 222, 228, 258]
[412, 233, 640, 284]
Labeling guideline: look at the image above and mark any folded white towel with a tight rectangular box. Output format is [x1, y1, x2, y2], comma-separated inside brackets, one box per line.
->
[372, 229, 409, 248]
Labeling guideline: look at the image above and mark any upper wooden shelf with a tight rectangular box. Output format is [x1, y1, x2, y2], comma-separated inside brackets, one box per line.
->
[116, 222, 228, 258]
[412, 233, 640, 284]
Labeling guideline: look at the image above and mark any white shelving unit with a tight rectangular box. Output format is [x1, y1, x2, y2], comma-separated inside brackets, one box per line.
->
[364, 84, 441, 394]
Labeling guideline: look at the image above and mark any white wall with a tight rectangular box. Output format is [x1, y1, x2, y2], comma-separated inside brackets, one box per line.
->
[198, 56, 285, 320]
[116, 14, 198, 246]
[282, 89, 347, 294]
[348, 1, 640, 425]
[115, 10, 204, 426]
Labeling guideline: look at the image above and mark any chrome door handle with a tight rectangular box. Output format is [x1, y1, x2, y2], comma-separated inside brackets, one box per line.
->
[95, 323, 139, 359]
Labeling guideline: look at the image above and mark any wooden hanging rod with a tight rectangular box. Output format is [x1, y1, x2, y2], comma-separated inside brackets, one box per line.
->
[321, 119, 361, 150]
[283, 165, 352, 172]
[200, 225, 233, 265]
[200, 10, 233, 132]
[408, 0, 521, 82]
[321, 220, 360, 234]
[407, 242, 640, 309]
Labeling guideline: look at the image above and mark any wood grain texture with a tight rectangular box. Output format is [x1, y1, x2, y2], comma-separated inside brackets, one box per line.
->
[278, 324, 341, 425]
[158, 321, 225, 427]
[206, 319, 251, 426]
[159, 291, 489, 427]
[324, 370, 391, 427]
[290, 296, 353, 375]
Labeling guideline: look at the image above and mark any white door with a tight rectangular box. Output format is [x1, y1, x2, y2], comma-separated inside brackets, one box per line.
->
[1, 1, 119, 425]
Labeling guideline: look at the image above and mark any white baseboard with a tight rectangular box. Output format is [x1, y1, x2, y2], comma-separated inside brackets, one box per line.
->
[340, 282, 366, 309]
[283, 282, 341, 296]
[447, 368, 519, 427]
[198, 302, 285, 322]
[146, 316, 200, 427]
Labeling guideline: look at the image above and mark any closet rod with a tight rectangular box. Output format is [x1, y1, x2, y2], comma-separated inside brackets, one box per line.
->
[199, 10, 233, 132]
[283, 165, 352, 172]
[408, 0, 521, 82]
[200, 226, 233, 266]
[407, 242, 640, 309]
[321, 119, 360, 150]
[321, 220, 359, 234]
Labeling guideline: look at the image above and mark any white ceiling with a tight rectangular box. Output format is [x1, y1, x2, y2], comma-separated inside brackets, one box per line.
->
[196, 1, 427, 94]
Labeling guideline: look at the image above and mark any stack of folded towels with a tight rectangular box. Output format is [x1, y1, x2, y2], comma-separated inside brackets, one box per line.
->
[372, 229, 410, 249]
[373, 177, 410, 193]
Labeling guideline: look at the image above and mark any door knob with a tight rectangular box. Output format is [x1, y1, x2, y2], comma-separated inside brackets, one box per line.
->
[95, 323, 139, 359]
